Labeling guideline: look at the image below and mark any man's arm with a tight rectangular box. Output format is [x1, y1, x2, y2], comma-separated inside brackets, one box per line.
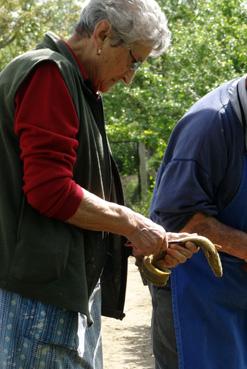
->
[180, 212, 247, 260]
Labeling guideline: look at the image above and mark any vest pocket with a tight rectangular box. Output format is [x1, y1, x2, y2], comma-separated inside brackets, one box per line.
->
[10, 200, 71, 283]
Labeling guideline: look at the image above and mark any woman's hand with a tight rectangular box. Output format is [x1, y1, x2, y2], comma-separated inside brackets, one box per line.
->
[126, 218, 168, 257]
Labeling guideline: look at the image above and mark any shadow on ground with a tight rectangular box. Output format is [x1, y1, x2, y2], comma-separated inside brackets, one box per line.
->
[115, 324, 154, 368]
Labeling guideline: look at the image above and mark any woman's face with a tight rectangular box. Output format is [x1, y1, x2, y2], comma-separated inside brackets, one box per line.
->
[92, 39, 152, 93]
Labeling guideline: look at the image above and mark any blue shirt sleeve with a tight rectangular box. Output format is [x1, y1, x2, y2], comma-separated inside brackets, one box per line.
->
[150, 89, 237, 232]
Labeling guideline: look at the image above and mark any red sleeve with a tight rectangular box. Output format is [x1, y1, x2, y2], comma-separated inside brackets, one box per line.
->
[14, 61, 83, 221]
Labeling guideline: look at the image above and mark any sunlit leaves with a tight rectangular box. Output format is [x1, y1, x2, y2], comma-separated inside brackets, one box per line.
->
[0, 0, 80, 68]
[105, 0, 247, 174]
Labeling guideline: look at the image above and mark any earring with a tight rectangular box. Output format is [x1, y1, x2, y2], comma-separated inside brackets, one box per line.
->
[97, 48, 102, 56]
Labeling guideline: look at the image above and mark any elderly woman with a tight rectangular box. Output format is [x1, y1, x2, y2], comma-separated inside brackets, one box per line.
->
[0, 0, 198, 368]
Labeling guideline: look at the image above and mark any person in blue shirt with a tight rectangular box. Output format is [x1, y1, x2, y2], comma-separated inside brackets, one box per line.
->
[150, 75, 247, 369]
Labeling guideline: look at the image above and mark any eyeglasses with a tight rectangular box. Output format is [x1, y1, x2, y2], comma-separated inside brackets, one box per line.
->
[128, 48, 142, 71]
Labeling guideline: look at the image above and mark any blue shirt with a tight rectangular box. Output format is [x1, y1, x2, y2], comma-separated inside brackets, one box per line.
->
[150, 79, 245, 231]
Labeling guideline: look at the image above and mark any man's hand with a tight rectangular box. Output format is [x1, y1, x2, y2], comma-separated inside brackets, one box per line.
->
[151, 232, 199, 269]
[161, 241, 199, 268]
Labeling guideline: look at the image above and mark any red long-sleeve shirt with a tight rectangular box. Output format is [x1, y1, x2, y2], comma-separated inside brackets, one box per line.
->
[14, 61, 84, 221]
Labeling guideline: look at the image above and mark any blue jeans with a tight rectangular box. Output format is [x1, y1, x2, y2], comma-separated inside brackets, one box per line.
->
[0, 283, 102, 369]
[149, 284, 178, 369]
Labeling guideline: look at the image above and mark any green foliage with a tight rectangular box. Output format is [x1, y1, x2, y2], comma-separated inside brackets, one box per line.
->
[0, 0, 80, 69]
[131, 190, 153, 217]
[105, 0, 247, 175]
[110, 141, 139, 175]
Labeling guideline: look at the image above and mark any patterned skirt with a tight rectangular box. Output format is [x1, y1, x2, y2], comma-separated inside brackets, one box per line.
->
[0, 284, 102, 369]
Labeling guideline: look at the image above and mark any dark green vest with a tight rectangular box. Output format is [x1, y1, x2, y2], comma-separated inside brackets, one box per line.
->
[0, 32, 128, 320]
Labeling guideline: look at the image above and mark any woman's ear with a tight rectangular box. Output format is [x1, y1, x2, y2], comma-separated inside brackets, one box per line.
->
[93, 20, 112, 49]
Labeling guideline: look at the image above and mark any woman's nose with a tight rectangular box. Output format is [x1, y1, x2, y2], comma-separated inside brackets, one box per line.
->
[122, 69, 135, 85]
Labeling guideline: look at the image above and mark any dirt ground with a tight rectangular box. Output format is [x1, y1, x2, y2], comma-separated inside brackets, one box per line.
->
[102, 256, 154, 369]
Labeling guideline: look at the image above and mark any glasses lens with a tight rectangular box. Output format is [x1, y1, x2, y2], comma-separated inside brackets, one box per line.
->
[129, 49, 142, 71]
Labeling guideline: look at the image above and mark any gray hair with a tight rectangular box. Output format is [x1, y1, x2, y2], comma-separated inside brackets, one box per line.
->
[75, 0, 171, 56]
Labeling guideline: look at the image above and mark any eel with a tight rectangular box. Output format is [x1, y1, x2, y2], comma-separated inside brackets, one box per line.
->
[138, 235, 223, 287]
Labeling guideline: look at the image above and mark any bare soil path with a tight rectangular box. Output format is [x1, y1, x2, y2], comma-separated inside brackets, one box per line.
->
[102, 256, 154, 369]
